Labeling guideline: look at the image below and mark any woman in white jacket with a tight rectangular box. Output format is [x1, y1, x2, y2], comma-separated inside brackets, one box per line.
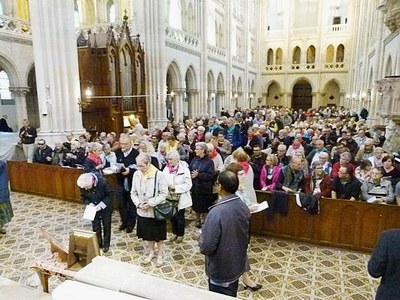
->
[162, 150, 192, 243]
[131, 153, 168, 267]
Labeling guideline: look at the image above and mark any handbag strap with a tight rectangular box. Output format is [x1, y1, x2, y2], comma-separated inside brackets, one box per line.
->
[153, 171, 158, 198]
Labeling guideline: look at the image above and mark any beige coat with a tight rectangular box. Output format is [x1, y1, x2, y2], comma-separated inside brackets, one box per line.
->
[131, 170, 168, 218]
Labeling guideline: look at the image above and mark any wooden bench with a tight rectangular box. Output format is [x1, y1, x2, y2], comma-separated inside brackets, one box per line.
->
[7, 160, 117, 203]
[251, 191, 400, 252]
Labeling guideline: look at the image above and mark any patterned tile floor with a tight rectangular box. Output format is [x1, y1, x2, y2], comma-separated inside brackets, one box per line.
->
[0, 192, 380, 299]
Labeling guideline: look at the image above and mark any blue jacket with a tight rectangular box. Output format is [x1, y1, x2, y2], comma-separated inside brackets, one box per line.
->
[368, 229, 400, 300]
[199, 195, 250, 283]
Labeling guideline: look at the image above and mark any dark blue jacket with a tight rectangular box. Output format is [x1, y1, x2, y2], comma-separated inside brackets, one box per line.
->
[368, 229, 400, 300]
[199, 195, 250, 283]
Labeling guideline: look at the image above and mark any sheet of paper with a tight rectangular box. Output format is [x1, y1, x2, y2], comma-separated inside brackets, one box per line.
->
[83, 205, 97, 221]
[367, 196, 377, 203]
[250, 201, 269, 214]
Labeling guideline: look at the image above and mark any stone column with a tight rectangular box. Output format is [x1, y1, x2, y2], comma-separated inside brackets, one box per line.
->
[9, 87, 29, 126]
[286, 93, 292, 108]
[134, 0, 168, 129]
[28, 0, 85, 144]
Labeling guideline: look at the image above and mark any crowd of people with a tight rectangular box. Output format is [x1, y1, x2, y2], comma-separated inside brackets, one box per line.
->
[13, 105, 400, 297]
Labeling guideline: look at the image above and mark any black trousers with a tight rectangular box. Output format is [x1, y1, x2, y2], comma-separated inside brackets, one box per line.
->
[170, 208, 186, 236]
[92, 207, 112, 248]
[117, 187, 137, 228]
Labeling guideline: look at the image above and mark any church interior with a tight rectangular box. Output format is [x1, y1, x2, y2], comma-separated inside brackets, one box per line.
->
[0, 0, 400, 299]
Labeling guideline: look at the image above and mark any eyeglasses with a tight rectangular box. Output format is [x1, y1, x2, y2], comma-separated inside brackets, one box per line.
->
[38, 143, 45, 146]
[133, 144, 139, 146]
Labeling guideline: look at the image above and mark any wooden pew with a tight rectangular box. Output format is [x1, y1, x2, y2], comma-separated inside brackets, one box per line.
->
[8, 161, 400, 252]
[7, 161, 117, 203]
[252, 190, 400, 252]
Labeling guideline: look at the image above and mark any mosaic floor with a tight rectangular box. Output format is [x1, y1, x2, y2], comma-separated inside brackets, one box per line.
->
[0, 192, 380, 299]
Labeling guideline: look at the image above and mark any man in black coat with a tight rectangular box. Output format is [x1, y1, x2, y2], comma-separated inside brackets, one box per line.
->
[115, 135, 139, 233]
[368, 228, 400, 300]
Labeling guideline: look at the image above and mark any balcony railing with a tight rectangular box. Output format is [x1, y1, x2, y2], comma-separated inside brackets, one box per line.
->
[0, 15, 32, 37]
[292, 27, 318, 35]
[207, 44, 226, 59]
[326, 24, 348, 33]
[264, 62, 347, 73]
[165, 26, 199, 49]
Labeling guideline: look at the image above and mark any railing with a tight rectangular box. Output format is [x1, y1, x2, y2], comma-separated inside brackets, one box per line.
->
[165, 26, 199, 49]
[324, 62, 346, 70]
[327, 24, 348, 33]
[265, 64, 283, 71]
[207, 44, 226, 59]
[264, 62, 347, 73]
[232, 55, 243, 64]
[292, 27, 318, 35]
[0, 15, 32, 37]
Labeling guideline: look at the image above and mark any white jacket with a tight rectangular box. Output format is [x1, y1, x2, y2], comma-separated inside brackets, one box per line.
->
[162, 161, 193, 210]
[131, 170, 168, 218]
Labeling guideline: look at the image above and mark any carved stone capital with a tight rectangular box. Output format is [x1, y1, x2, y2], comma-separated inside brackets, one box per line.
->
[9, 87, 30, 97]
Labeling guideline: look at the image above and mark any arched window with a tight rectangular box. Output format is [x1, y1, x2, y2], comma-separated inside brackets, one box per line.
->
[106, 0, 115, 23]
[276, 48, 283, 65]
[336, 44, 345, 62]
[267, 49, 274, 65]
[169, 0, 182, 29]
[326, 45, 334, 63]
[385, 56, 392, 77]
[306, 45, 316, 63]
[0, 70, 11, 100]
[293, 46, 301, 64]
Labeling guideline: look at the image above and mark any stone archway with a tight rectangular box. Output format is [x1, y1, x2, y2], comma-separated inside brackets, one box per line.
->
[292, 80, 312, 111]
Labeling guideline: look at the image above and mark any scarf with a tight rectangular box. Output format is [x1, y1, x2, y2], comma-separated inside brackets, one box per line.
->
[87, 152, 102, 166]
[238, 161, 250, 174]
[210, 149, 218, 159]
[143, 164, 158, 180]
[166, 162, 179, 174]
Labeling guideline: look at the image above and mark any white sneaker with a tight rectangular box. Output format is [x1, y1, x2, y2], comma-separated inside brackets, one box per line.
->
[0, 225, 6, 234]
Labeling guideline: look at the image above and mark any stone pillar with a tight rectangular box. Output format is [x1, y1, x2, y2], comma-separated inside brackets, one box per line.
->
[286, 93, 292, 108]
[9, 87, 29, 126]
[28, 0, 85, 145]
[134, 0, 168, 129]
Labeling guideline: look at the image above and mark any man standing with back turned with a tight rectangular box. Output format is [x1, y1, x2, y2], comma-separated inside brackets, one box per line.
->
[199, 170, 250, 297]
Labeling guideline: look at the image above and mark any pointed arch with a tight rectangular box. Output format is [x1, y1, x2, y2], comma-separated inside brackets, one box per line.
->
[276, 48, 283, 65]
[306, 45, 316, 63]
[322, 79, 341, 107]
[293, 46, 301, 64]
[169, 0, 182, 29]
[267, 48, 274, 65]
[326, 45, 334, 63]
[336, 44, 345, 62]
[266, 80, 282, 106]
[292, 78, 312, 111]
[106, 0, 115, 23]
[385, 56, 392, 77]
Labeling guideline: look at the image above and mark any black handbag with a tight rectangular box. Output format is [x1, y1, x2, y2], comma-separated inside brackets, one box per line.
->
[154, 200, 177, 221]
[152, 172, 178, 221]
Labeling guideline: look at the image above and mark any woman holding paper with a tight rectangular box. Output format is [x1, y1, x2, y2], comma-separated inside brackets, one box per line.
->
[77, 172, 113, 253]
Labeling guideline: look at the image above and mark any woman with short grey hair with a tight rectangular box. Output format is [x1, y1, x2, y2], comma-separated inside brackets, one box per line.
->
[162, 150, 192, 243]
[131, 152, 168, 266]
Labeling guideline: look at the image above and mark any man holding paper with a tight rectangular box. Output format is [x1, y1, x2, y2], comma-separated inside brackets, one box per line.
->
[77, 173, 114, 252]
[361, 167, 395, 204]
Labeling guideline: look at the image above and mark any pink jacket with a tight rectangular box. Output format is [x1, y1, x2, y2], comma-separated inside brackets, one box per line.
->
[260, 165, 282, 190]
